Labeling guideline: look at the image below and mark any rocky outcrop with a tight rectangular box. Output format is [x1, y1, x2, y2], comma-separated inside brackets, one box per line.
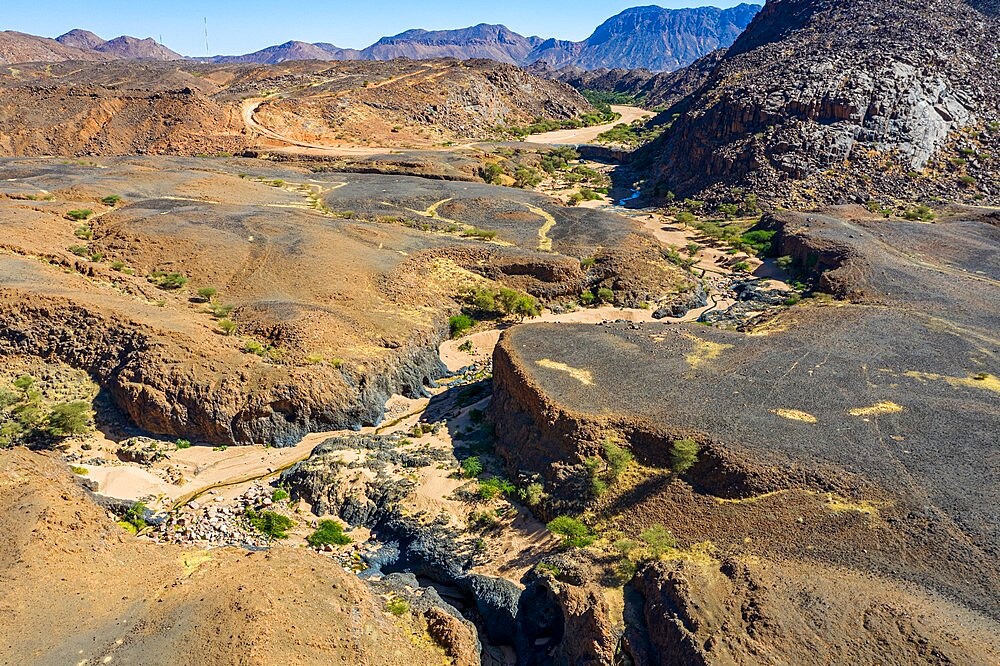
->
[361, 25, 542, 65]
[622, 558, 1000, 665]
[0, 448, 477, 665]
[0, 292, 445, 445]
[639, 0, 1000, 206]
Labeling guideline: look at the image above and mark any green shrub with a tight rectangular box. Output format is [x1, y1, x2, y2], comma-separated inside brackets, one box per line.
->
[669, 439, 700, 473]
[74, 225, 93, 240]
[580, 290, 595, 305]
[271, 488, 289, 502]
[110, 260, 126, 271]
[306, 519, 351, 547]
[245, 508, 294, 539]
[386, 598, 410, 616]
[902, 205, 935, 222]
[209, 303, 234, 319]
[603, 440, 634, 481]
[717, 203, 739, 219]
[121, 501, 148, 532]
[640, 524, 678, 558]
[66, 209, 93, 221]
[147, 271, 188, 290]
[449, 314, 474, 338]
[775, 255, 794, 270]
[101, 195, 122, 206]
[218, 318, 237, 335]
[175, 438, 192, 449]
[547, 515, 594, 548]
[740, 230, 776, 256]
[732, 261, 751, 273]
[69, 245, 89, 257]
[478, 477, 515, 501]
[596, 287, 614, 303]
[197, 287, 217, 301]
[461, 456, 483, 478]
[461, 227, 498, 240]
[519, 482, 544, 506]
[959, 175, 978, 187]
[457, 340, 474, 353]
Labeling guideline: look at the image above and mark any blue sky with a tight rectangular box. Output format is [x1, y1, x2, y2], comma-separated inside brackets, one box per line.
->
[5, 1, 755, 56]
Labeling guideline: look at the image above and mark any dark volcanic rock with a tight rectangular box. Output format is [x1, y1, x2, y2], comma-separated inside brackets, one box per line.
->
[489, 207, 1000, 631]
[639, 0, 1000, 207]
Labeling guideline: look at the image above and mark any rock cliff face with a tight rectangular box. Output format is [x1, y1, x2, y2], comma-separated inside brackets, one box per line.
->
[623, 559, 1000, 665]
[640, 0, 1000, 206]
[536, 49, 726, 111]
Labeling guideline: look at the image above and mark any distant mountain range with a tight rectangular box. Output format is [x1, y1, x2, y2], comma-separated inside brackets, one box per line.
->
[0, 28, 181, 64]
[0, 4, 760, 72]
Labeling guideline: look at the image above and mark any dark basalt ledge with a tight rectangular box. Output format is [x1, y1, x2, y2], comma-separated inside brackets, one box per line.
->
[489, 207, 1000, 622]
[0, 295, 445, 446]
[489, 328, 866, 515]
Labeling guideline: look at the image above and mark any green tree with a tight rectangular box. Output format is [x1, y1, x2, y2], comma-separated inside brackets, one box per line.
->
[46, 402, 92, 438]
[197, 287, 218, 302]
[482, 163, 504, 185]
[470, 288, 498, 314]
[547, 516, 594, 548]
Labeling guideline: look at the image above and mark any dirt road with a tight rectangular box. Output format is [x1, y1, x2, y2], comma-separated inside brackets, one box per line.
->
[522, 105, 652, 146]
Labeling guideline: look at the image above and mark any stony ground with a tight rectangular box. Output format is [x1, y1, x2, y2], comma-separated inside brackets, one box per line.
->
[0, 156, 690, 446]
[0, 448, 479, 665]
[490, 204, 1000, 663]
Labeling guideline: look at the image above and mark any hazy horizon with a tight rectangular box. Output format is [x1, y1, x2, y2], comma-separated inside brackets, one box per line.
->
[5, 1, 758, 57]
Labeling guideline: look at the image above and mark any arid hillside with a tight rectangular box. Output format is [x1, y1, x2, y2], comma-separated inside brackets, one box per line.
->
[0, 447, 479, 665]
[0, 59, 593, 156]
[637, 0, 1000, 207]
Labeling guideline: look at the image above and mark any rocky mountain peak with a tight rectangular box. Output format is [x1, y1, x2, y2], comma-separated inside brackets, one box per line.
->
[55, 28, 106, 51]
